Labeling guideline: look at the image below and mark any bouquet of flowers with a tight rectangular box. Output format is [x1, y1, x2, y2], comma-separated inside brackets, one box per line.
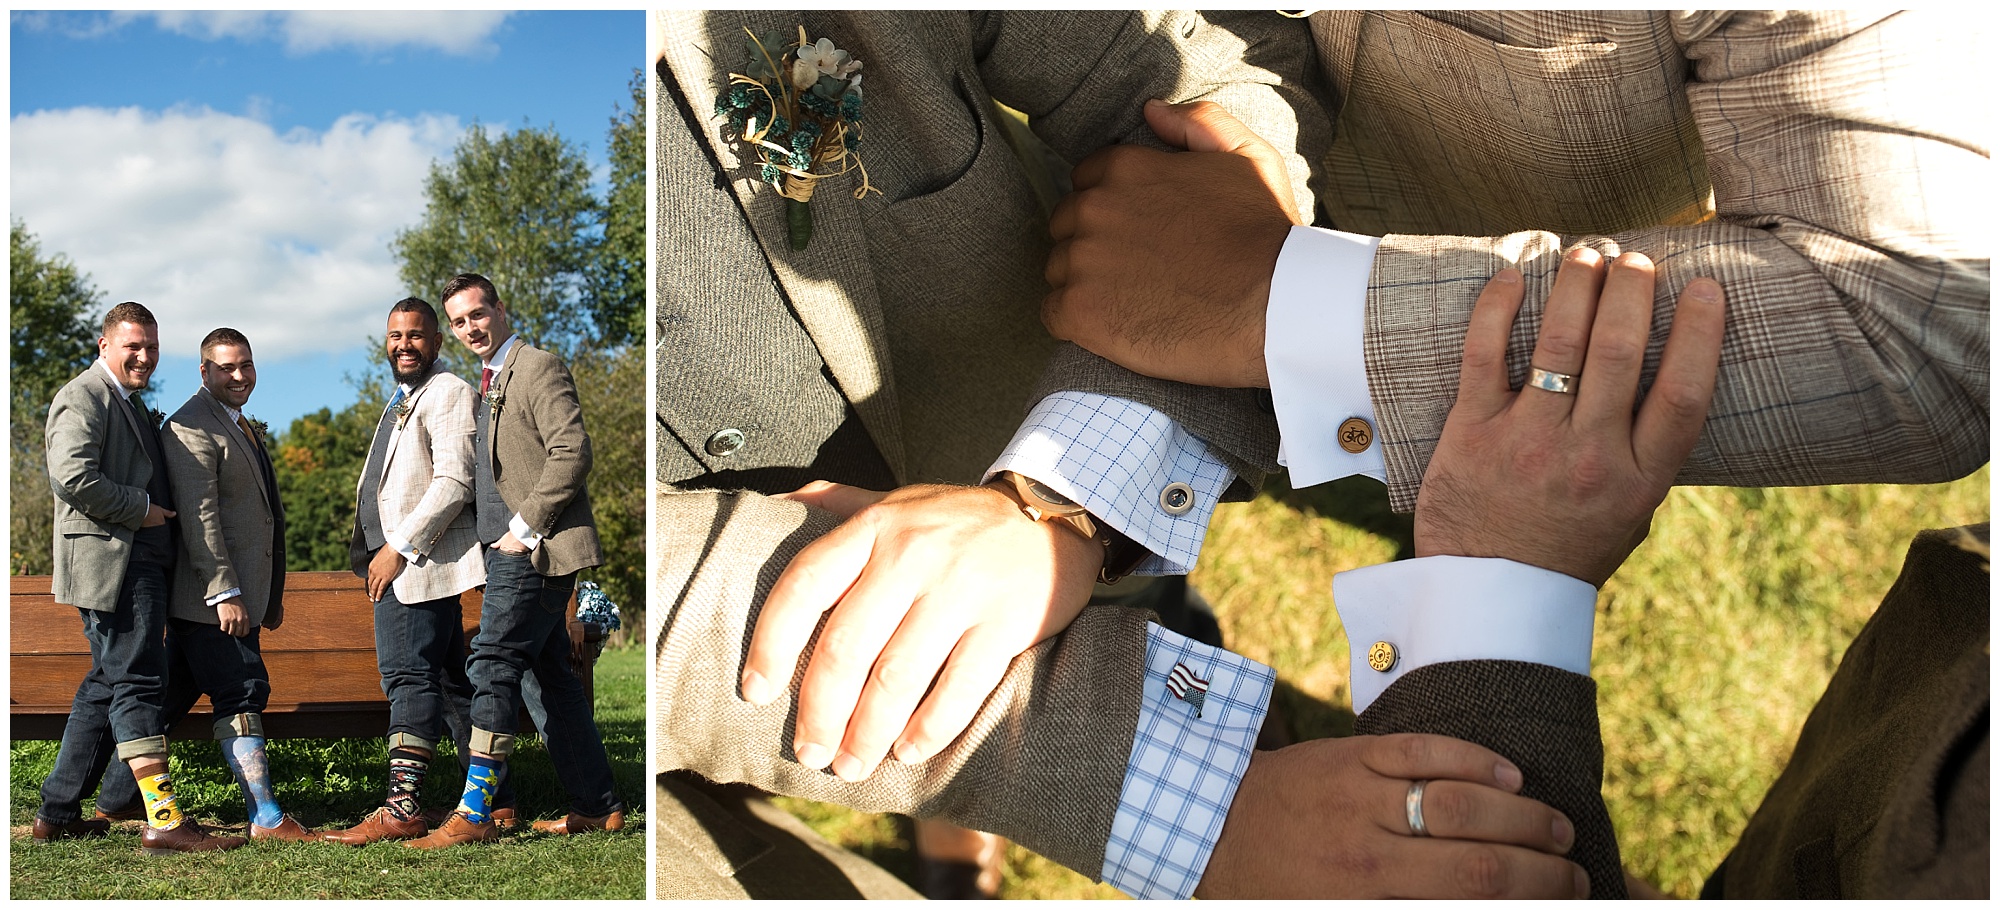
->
[715, 26, 874, 251]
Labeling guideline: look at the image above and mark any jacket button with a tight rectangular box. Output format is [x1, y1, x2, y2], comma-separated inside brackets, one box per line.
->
[706, 428, 746, 457]
[1338, 417, 1374, 454]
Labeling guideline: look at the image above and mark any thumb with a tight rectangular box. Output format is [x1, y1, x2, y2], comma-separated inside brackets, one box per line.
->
[1144, 99, 1304, 225]
[773, 480, 888, 518]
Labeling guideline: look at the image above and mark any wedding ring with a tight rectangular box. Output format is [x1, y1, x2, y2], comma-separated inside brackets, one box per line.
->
[1527, 366, 1580, 395]
[1406, 779, 1431, 837]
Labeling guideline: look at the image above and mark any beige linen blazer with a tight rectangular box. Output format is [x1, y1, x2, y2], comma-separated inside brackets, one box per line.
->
[45, 364, 157, 613]
[161, 386, 284, 628]
[347, 363, 485, 603]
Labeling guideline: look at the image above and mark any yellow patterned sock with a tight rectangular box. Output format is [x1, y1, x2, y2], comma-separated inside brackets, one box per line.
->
[138, 772, 185, 831]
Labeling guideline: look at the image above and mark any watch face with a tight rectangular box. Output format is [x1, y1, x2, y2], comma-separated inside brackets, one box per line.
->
[1024, 478, 1079, 509]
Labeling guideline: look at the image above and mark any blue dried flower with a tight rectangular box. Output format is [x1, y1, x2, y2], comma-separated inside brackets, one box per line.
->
[841, 93, 863, 120]
[759, 163, 782, 184]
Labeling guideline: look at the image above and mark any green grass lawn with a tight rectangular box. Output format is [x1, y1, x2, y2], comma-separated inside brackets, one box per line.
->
[10, 644, 646, 900]
[776, 467, 1990, 898]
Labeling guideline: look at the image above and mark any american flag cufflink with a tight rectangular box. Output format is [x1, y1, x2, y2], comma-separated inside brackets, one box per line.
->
[1167, 662, 1210, 718]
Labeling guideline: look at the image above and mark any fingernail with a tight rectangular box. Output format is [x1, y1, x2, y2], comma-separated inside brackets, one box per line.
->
[740, 670, 774, 705]
[1553, 815, 1575, 852]
[794, 741, 832, 769]
[1494, 268, 1521, 284]
[1566, 247, 1600, 264]
[893, 741, 925, 764]
[831, 752, 867, 782]
[1145, 98, 1167, 111]
[1689, 278, 1722, 302]
[1494, 761, 1523, 790]
[1574, 866, 1591, 899]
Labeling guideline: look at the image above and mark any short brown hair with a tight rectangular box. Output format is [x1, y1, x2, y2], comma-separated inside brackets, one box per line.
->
[440, 273, 500, 310]
[199, 327, 252, 362]
[101, 301, 157, 335]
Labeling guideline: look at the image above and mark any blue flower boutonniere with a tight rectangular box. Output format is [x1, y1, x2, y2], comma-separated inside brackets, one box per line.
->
[715, 26, 877, 251]
[393, 398, 415, 430]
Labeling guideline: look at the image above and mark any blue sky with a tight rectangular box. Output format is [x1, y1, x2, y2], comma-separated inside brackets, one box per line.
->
[11, 11, 642, 430]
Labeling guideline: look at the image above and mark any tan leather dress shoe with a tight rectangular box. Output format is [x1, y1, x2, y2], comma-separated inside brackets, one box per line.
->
[322, 807, 428, 845]
[141, 821, 247, 855]
[402, 811, 499, 849]
[250, 815, 318, 842]
[420, 804, 516, 830]
[531, 809, 625, 835]
[93, 805, 145, 823]
[30, 816, 111, 844]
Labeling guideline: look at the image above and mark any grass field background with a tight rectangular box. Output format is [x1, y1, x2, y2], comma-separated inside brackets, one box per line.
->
[9, 644, 646, 900]
[776, 466, 1990, 899]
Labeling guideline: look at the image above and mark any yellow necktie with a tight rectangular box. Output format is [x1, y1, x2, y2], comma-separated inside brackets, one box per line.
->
[236, 415, 262, 452]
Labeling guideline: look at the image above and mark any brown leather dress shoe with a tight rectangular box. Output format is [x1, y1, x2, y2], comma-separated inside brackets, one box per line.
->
[141, 821, 247, 855]
[250, 815, 318, 842]
[93, 805, 145, 823]
[530, 809, 625, 835]
[420, 804, 516, 830]
[322, 807, 427, 845]
[402, 811, 499, 849]
[30, 816, 111, 844]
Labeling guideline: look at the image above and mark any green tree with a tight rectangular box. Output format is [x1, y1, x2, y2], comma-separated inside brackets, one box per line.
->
[391, 123, 603, 368]
[571, 347, 645, 632]
[11, 221, 105, 575]
[590, 70, 647, 348]
[272, 400, 384, 572]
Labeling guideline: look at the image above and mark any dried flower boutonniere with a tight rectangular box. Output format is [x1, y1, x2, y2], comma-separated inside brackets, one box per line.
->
[715, 26, 876, 251]
[393, 398, 415, 430]
[483, 388, 504, 417]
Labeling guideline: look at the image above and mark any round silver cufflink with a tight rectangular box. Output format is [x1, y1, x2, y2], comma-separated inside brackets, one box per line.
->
[1159, 482, 1195, 516]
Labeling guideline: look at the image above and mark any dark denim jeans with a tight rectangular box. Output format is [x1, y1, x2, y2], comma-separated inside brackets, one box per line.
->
[163, 619, 271, 720]
[376, 588, 470, 750]
[36, 557, 170, 826]
[468, 548, 619, 816]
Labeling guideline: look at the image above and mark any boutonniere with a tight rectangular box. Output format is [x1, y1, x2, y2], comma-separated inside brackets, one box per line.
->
[148, 406, 167, 429]
[393, 398, 415, 430]
[483, 388, 504, 415]
[715, 25, 876, 251]
[248, 417, 270, 442]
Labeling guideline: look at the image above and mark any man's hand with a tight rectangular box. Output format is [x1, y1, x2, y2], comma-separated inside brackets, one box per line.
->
[741, 481, 1103, 782]
[216, 598, 251, 638]
[1196, 734, 1588, 899]
[1042, 99, 1301, 389]
[494, 530, 531, 556]
[366, 545, 407, 602]
[142, 503, 176, 528]
[1415, 250, 1727, 585]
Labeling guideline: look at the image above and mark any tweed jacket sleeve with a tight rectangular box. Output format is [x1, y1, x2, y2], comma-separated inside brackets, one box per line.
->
[160, 397, 245, 605]
[394, 369, 477, 558]
[499, 344, 592, 536]
[45, 373, 150, 531]
[654, 489, 1151, 879]
[1322, 11, 1990, 510]
[1355, 660, 1625, 898]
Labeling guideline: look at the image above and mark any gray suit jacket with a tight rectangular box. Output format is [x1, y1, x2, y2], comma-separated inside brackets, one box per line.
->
[45, 364, 157, 613]
[162, 386, 284, 628]
[348, 363, 485, 603]
[485, 340, 602, 577]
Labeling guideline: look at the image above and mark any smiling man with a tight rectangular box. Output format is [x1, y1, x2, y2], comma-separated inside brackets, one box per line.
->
[325, 297, 499, 845]
[35, 302, 245, 854]
[151, 327, 313, 842]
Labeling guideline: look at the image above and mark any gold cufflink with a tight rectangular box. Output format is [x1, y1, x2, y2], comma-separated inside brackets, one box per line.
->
[1367, 640, 1398, 672]
[1338, 418, 1373, 454]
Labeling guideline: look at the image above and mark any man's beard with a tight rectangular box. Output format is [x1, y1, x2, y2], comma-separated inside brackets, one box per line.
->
[390, 349, 435, 385]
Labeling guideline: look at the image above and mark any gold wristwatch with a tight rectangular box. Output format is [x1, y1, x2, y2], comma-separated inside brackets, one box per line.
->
[986, 471, 1145, 585]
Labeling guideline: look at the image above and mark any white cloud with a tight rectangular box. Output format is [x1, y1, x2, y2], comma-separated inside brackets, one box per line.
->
[11, 105, 464, 361]
[19, 11, 513, 56]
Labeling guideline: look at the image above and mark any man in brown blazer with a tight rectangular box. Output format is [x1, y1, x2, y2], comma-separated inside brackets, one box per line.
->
[325, 298, 502, 845]
[411, 273, 622, 847]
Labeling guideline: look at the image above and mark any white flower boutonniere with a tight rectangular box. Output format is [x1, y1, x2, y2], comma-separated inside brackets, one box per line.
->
[716, 25, 876, 251]
[484, 388, 504, 416]
[393, 398, 415, 430]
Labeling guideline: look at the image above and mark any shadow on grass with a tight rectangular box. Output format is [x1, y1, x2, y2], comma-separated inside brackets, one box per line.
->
[1264, 469, 1416, 562]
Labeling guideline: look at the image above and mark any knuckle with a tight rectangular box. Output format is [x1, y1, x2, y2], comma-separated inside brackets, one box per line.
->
[1591, 334, 1645, 367]
[1454, 844, 1510, 899]
[1536, 330, 1584, 363]
[813, 625, 871, 675]
[870, 652, 927, 692]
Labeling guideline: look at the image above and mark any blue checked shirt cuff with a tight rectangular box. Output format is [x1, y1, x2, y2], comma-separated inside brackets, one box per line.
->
[986, 391, 1234, 575]
[1099, 622, 1275, 900]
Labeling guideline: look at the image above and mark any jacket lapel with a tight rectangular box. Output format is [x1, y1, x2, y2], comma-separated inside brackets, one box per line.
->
[201, 386, 273, 512]
[660, 10, 908, 483]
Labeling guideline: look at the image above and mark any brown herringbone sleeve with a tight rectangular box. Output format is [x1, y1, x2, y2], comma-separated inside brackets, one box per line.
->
[1356, 659, 1625, 898]
[653, 489, 1151, 878]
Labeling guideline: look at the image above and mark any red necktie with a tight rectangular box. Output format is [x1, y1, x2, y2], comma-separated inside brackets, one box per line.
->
[481, 368, 494, 394]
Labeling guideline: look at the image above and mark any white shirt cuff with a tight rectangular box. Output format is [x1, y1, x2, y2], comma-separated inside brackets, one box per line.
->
[1100, 621, 1275, 900]
[508, 513, 544, 551]
[1333, 556, 1596, 715]
[384, 531, 419, 564]
[205, 587, 243, 607]
[987, 392, 1233, 576]
[1266, 224, 1387, 488]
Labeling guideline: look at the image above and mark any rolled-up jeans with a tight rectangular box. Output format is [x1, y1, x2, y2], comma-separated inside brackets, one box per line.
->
[37, 557, 170, 826]
[467, 548, 620, 816]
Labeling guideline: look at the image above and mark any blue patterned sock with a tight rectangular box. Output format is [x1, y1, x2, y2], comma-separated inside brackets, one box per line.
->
[457, 756, 505, 823]
[221, 735, 285, 829]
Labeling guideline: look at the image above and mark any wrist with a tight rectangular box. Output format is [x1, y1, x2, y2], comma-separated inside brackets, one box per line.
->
[985, 473, 1135, 583]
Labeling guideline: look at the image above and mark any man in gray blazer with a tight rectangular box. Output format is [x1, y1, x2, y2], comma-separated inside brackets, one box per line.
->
[326, 298, 502, 845]
[33, 302, 244, 854]
[410, 273, 622, 847]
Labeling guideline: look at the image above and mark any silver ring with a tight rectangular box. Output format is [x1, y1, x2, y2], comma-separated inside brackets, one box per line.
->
[1406, 779, 1430, 837]
[1527, 366, 1579, 395]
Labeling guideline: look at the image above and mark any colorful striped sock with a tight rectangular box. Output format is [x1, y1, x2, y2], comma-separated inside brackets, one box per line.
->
[385, 748, 429, 821]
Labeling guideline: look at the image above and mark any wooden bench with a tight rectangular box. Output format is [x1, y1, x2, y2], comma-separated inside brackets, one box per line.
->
[11, 571, 599, 740]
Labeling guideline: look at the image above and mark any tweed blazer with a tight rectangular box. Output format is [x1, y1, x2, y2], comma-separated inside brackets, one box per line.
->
[161, 386, 285, 628]
[45, 364, 158, 613]
[1301, 10, 1989, 511]
[483, 340, 602, 577]
[347, 363, 485, 603]
[655, 10, 1324, 493]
